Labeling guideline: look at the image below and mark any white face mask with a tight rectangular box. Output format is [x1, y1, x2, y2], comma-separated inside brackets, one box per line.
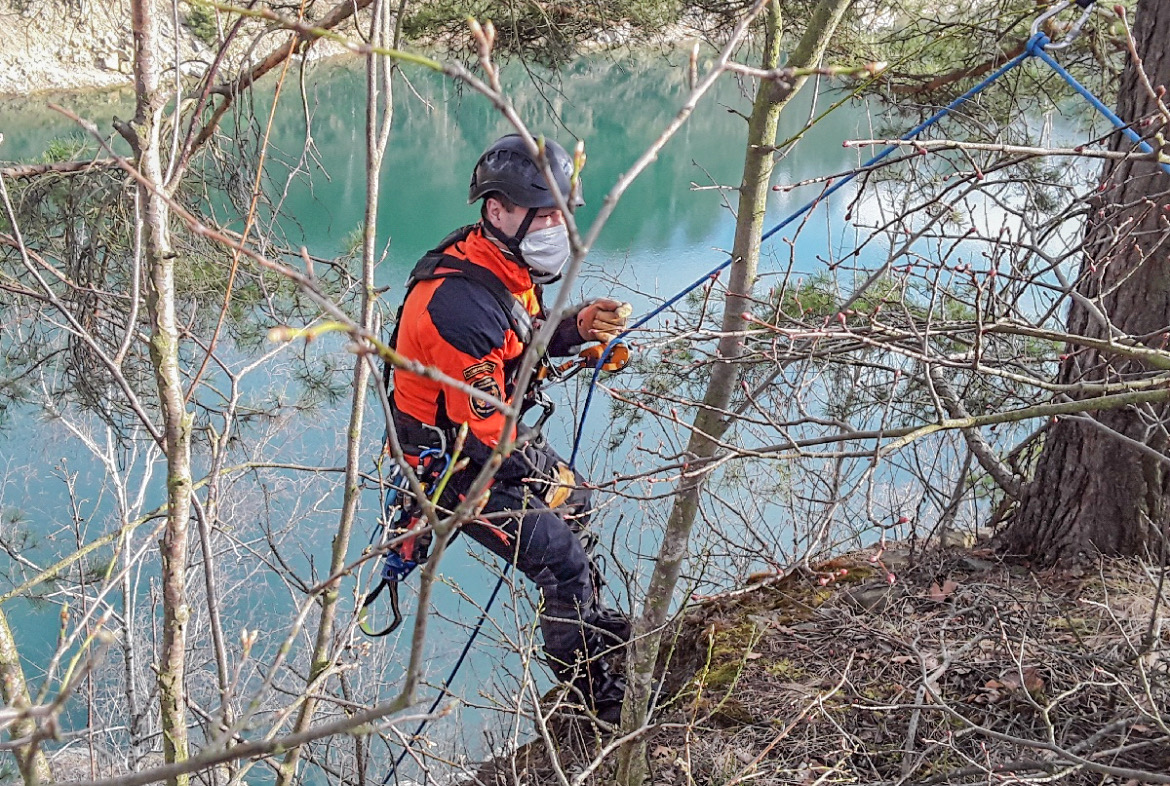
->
[519, 224, 571, 283]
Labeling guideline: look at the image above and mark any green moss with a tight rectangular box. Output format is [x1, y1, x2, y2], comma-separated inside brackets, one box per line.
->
[694, 620, 763, 692]
[763, 657, 806, 679]
[185, 4, 219, 47]
[828, 564, 877, 584]
[703, 660, 743, 690]
[759, 584, 832, 616]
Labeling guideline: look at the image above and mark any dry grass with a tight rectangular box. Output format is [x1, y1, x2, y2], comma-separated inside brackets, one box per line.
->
[478, 545, 1170, 785]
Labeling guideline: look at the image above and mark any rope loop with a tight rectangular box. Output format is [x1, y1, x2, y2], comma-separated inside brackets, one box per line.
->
[1030, 0, 1097, 51]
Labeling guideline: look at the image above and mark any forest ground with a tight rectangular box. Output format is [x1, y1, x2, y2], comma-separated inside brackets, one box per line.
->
[479, 543, 1170, 785]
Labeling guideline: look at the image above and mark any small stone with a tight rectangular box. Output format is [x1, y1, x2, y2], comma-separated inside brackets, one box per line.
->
[842, 585, 893, 612]
[961, 555, 999, 571]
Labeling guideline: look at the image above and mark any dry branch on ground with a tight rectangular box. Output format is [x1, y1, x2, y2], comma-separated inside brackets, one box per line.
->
[479, 545, 1170, 785]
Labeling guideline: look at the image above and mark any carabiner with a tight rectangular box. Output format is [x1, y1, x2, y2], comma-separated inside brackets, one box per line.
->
[1030, 0, 1096, 51]
[529, 388, 557, 434]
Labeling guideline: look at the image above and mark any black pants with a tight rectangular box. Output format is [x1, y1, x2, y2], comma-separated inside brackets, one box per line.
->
[451, 447, 604, 664]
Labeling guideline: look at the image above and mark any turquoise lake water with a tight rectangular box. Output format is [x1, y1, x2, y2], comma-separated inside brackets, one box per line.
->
[0, 46, 1051, 782]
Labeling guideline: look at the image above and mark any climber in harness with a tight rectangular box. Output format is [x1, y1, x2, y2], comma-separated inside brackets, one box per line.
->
[378, 133, 633, 725]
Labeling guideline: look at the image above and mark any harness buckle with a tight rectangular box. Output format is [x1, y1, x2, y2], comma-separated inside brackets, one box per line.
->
[528, 387, 557, 435]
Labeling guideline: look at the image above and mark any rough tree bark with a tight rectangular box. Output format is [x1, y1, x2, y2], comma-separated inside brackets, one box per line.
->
[616, 1, 853, 782]
[1004, 0, 1170, 563]
[130, 0, 193, 781]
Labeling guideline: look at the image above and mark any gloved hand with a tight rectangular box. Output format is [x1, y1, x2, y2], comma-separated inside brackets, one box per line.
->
[544, 463, 577, 508]
[522, 444, 576, 508]
[576, 298, 632, 343]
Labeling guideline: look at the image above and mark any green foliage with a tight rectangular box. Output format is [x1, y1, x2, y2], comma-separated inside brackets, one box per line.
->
[402, 0, 683, 67]
[293, 351, 351, 408]
[851, 0, 1140, 146]
[0, 142, 355, 437]
[340, 224, 365, 260]
[0, 368, 28, 428]
[42, 135, 90, 164]
[82, 554, 115, 582]
[1, 509, 33, 551]
[0, 509, 36, 585]
[185, 3, 219, 47]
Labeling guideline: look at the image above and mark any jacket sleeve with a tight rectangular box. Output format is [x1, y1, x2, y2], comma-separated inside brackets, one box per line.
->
[547, 309, 585, 357]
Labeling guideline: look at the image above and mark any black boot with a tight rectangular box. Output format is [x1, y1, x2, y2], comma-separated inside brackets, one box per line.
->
[591, 606, 631, 646]
[551, 655, 626, 726]
[583, 657, 626, 726]
[549, 625, 628, 726]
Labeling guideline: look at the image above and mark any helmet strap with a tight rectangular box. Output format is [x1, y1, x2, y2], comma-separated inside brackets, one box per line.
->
[481, 203, 539, 261]
[516, 207, 538, 241]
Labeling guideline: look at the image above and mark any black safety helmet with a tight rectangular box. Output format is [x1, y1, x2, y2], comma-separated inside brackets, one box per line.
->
[468, 134, 584, 209]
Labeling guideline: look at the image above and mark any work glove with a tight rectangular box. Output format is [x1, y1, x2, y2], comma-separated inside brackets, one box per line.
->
[576, 298, 632, 344]
[522, 444, 577, 508]
[544, 463, 577, 509]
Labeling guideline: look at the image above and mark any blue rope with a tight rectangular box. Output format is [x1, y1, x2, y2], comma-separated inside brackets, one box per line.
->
[381, 569, 509, 785]
[569, 37, 1039, 466]
[383, 20, 1170, 785]
[1027, 34, 1170, 177]
[571, 28, 1170, 464]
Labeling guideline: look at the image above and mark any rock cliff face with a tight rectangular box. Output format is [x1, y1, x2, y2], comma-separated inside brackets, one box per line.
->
[0, 0, 339, 97]
[0, 0, 701, 98]
[0, 0, 195, 95]
[1, 0, 368, 99]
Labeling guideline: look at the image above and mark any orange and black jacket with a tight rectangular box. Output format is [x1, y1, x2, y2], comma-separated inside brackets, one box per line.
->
[389, 225, 582, 484]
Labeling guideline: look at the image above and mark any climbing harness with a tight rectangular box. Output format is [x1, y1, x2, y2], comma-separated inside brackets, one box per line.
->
[370, 342, 630, 780]
[390, 225, 535, 350]
[360, 449, 448, 637]
[520, 342, 631, 433]
[363, 339, 629, 639]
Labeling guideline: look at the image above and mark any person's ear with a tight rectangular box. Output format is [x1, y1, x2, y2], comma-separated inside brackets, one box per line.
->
[484, 196, 504, 227]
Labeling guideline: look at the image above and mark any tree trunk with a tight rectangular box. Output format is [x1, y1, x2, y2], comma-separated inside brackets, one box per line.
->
[616, 1, 853, 782]
[274, 4, 396, 783]
[132, 0, 193, 781]
[0, 607, 52, 785]
[1003, 0, 1170, 563]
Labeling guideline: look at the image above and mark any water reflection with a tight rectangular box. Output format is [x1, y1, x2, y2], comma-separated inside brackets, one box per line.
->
[0, 49, 874, 780]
